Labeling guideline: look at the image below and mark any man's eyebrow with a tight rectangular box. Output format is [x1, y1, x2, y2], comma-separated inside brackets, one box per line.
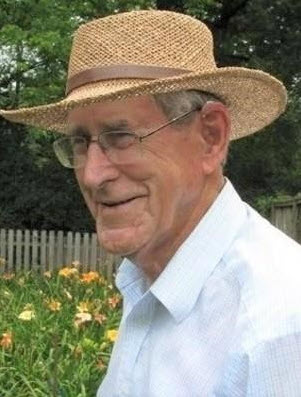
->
[68, 125, 90, 136]
[99, 120, 131, 132]
[67, 120, 132, 136]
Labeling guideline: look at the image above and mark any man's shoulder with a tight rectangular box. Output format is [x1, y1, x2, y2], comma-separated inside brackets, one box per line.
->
[223, 204, 301, 345]
[225, 202, 301, 277]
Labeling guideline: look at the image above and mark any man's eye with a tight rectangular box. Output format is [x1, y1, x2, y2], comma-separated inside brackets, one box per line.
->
[70, 136, 87, 153]
[102, 131, 135, 149]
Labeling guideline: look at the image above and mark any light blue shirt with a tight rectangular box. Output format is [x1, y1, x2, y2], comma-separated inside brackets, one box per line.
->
[97, 180, 301, 397]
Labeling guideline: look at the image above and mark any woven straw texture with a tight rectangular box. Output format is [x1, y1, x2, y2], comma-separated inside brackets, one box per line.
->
[0, 10, 287, 140]
[68, 11, 215, 77]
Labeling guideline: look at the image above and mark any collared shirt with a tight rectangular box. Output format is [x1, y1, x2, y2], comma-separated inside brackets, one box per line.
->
[97, 180, 301, 397]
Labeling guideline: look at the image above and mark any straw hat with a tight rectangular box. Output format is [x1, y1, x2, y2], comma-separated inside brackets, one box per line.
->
[0, 10, 287, 139]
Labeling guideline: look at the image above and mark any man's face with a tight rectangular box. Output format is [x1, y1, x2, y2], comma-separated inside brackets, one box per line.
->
[68, 95, 213, 264]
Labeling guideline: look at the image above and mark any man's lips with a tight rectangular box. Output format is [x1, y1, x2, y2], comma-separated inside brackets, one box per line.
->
[100, 195, 145, 208]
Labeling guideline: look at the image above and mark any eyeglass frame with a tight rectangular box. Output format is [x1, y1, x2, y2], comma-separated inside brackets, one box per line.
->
[53, 106, 201, 168]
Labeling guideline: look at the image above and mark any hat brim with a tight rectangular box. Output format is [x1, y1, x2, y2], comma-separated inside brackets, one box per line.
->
[0, 67, 287, 140]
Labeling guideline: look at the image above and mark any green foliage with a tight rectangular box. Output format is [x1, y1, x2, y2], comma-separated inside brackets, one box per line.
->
[252, 195, 276, 220]
[0, 269, 121, 396]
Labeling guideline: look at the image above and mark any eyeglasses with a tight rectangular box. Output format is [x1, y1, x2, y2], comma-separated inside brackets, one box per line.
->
[53, 107, 200, 169]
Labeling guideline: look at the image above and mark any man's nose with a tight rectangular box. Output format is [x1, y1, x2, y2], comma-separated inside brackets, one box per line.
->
[80, 142, 119, 188]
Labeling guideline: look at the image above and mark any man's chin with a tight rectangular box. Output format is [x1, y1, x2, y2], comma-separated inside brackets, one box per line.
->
[97, 226, 148, 256]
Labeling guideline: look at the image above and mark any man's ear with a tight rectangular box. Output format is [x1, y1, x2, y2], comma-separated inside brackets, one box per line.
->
[197, 101, 231, 175]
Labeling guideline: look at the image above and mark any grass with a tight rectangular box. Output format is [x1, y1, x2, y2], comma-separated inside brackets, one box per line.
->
[0, 265, 122, 396]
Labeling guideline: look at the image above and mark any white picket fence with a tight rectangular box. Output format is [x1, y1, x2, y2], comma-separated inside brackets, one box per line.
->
[0, 229, 120, 280]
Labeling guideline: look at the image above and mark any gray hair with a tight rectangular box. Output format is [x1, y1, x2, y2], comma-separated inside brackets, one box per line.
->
[153, 90, 228, 166]
[153, 90, 224, 122]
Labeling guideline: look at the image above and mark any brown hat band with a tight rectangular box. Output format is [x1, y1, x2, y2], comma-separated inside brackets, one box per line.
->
[66, 64, 191, 95]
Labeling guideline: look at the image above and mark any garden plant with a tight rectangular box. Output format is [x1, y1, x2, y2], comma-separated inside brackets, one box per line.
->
[0, 261, 121, 396]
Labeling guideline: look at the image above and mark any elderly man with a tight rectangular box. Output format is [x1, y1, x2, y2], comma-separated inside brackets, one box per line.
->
[1, 10, 301, 397]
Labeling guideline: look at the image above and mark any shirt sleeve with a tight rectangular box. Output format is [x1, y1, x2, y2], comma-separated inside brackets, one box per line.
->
[247, 332, 301, 397]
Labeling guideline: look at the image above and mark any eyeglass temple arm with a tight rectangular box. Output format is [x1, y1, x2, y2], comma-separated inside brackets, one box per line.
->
[139, 107, 201, 142]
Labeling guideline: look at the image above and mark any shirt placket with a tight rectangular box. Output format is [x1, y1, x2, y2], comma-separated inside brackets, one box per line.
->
[115, 293, 155, 397]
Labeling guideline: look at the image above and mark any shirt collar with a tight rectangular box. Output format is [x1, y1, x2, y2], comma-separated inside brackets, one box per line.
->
[116, 180, 247, 323]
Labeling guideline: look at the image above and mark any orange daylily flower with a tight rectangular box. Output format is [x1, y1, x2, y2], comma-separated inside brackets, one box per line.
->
[80, 271, 100, 283]
[58, 267, 78, 278]
[0, 332, 13, 349]
[46, 299, 62, 312]
[93, 313, 107, 325]
[107, 295, 121, 309]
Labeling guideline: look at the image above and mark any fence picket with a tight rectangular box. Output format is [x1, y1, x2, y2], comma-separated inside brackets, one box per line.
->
[0, 229, 6, 273]
[105, 253, 114, 283]
[16, 230, 22, 268]
[56, 231, 64, 268]
[66, 232, 73, 265]
[32, 230, 39, 271]
[48, 231, 55, 272]
[74, 232, 81, 263]
[8, 230, 14, 272]
[82, 233, 90, 271]
[41, 230, 47, 270]
[90, 233, 98, 271]
[24, 230, 30, 271]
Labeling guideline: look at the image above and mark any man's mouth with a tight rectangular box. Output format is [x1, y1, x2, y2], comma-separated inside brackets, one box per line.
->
[101, 196, 142, 208]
